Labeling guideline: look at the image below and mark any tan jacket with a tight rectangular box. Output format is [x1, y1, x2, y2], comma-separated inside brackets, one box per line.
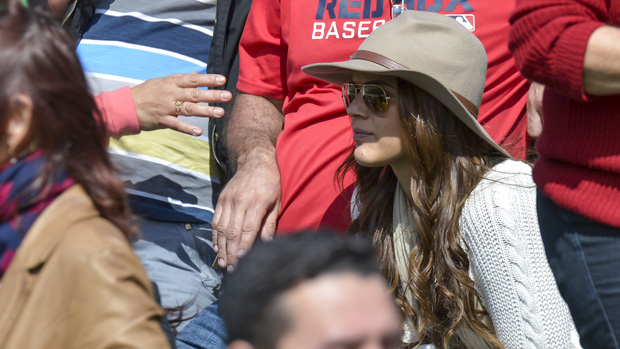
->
[0, 185, 170, 349]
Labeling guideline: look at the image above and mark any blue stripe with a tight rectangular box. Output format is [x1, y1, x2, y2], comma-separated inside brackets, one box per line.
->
[77, 44, 206, 81]
[129, 195, 214, 223]
[83, 14, 211, 63]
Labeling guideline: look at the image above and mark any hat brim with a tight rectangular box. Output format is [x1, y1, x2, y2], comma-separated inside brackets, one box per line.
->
[303, 60, 510, 157]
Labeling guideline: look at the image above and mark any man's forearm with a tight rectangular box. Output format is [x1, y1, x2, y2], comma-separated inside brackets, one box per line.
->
[583, 26, 620, 95]
[224, 93, 284, 173]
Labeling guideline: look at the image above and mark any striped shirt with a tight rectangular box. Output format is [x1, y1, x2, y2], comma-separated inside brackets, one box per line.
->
[77, 0, 219, 223]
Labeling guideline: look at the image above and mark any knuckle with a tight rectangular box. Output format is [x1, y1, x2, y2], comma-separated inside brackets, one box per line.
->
[232, 194, 248, 207]
[264, 221, 277, 233]
[225, 229, 240, 241]
[190, 89, 201, 101]
[189, 71, 199, 84]
[183, 102, 193, 115]
[172, 75, 182, 86]
[241, 222, 256, 234]
[211, 220, 222, 231]
[171, 117, 184, 129]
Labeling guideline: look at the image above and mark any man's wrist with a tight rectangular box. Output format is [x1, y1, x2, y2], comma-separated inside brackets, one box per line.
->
[232, 145, 277, 172]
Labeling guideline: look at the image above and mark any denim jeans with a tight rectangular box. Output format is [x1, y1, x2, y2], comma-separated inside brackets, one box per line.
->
[537, 191, 620, 348]
[132, 219, 222, 331]
[176, 302, 228, 349]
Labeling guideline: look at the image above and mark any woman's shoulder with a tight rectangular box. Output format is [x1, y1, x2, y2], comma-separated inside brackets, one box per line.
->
[36, 186, 147, 285]
[462, 159, 537, 230]
[49, 187, 131, 252]
[471, 159, 535, 196]
[485, 159, 533, 183]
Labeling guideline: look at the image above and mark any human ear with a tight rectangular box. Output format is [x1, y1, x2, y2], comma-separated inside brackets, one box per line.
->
[7, 93, 34, 153]
[227, 340, 256, 349]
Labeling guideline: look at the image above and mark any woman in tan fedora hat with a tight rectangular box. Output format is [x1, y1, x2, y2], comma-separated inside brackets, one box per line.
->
[303, 10, 579, 349]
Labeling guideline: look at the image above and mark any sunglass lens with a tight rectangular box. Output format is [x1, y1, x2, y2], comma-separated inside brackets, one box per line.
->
[391, 4, 406, 18]
[342, 83, 357, 108]
[363, 85, 388, 115]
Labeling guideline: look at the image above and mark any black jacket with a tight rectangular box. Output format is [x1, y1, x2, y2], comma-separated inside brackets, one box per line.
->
[207, 0, 253, 184]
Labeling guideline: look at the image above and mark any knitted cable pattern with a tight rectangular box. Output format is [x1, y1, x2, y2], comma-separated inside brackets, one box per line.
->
[460, 160, 580, 349]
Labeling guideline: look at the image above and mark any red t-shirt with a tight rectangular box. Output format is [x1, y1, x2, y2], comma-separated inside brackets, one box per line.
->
[238, 0, 528, 234]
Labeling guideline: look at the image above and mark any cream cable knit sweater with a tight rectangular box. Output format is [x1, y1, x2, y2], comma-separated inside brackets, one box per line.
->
[354, 160, 581, 348]
[458, 160, 580, 348]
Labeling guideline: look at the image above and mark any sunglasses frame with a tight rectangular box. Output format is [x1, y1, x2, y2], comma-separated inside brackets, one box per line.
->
[342, 83, 392, 117]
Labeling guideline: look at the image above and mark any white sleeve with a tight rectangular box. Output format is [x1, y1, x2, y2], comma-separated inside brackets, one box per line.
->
[459, 177, 580, 349]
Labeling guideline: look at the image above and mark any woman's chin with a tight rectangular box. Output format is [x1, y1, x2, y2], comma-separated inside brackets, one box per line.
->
[354, 150, 381, 168]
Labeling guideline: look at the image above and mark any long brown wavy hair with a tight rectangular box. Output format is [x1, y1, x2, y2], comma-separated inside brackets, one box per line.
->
[0, 0, 135, 238]
[338, 78, 508, 348]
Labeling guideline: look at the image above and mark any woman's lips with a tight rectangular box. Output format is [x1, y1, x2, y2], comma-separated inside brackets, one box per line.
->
[352, 127, 373, 140]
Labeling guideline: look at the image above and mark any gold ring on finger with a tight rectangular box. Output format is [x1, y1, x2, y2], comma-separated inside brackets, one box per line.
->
[175, 100, 184, 116]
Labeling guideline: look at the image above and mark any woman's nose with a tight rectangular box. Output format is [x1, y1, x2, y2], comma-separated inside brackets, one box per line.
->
[347, 93, 370, 119]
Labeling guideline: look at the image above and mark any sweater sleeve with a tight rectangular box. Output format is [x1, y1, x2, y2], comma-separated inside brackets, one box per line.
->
[94, 86, 141, 137]
[508, 0, 605, 101]
[459, 163, 580, 348]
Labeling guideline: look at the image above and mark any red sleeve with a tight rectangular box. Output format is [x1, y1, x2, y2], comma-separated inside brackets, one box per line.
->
[236, 0, 288, 99]
[94, 86, 141, 137]
[509, 0, 606, 101]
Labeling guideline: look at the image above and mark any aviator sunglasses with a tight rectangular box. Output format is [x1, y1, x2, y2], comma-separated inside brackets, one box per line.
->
[342, 83, 392, 116]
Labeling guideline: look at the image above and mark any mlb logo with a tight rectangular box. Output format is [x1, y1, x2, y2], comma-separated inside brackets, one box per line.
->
[448, 14, 475, 31]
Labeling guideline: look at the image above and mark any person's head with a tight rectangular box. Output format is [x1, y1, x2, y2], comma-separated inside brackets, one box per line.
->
[303, 11, 508, 348]
[303, 10, 509, 175]
[220, 233, 403, 349]
[0, 0, 133, 237]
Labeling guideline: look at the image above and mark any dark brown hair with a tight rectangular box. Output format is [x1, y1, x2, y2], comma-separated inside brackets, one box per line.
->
[338, 78, 508, 348]
[0, 0, 135, 238]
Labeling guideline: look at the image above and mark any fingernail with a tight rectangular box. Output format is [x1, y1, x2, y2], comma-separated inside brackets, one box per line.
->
[237, 249, 245, 258]
[267, 235, 274, 241]
[218, 258, 225, 267]
[192, 128, 202, 136]
[214, 108, 224, 117]
[213, 244, 219, 253]
[216, 76, 225, 83]
[221, 91, 232, 99]
[227, 265, 234, 273]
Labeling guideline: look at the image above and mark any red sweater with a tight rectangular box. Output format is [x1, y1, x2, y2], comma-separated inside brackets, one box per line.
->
[94, 87, 140, 137]
[509, 0, 620, 227]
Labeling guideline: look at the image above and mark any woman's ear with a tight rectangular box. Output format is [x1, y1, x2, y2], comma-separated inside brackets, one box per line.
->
[7, 93, 33, 152]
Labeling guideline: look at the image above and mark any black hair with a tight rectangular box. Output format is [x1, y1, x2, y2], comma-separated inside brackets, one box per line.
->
[219, 232, 381, 349]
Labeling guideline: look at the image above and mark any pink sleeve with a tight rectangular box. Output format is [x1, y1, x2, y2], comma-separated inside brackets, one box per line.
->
[94, 86, 141, 137]
[237, 0, 287, 99]
[509, 0, 606, 101]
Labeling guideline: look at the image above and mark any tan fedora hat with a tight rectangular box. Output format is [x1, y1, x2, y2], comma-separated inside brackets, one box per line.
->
[302, 10, 510, 157]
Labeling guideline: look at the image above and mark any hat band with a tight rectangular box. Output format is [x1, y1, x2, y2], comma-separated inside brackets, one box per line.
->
[350, 50, 479, 117]
[351, 50, 410, 70]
